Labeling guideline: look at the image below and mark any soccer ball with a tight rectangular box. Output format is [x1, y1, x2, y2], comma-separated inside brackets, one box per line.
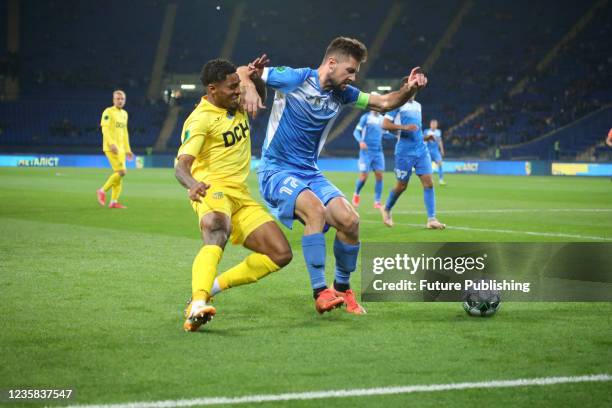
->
[462, 282, 501, 317]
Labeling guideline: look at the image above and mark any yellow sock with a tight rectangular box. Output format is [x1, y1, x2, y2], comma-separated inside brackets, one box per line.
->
[102, 172, 121, 192]
[111, 177, 123, 202]
[217, 253, 280, 291]
[192, 245, 224, 301]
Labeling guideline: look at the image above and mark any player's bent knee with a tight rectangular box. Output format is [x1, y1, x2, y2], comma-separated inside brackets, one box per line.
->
[337, 210, 360, 234]
[303, 203, 327, 226]
[271, 247, 293, 268]
[117, 169, 127, 177]
[396, 183, 407, 193]
[200, 213, 231, 244]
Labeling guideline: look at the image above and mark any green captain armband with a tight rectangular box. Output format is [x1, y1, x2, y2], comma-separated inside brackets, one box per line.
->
[355, 92, 370, 110]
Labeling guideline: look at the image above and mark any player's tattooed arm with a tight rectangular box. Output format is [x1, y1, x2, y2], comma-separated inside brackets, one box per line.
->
[237, 54, 270, 118]
[175, 154, 210, 203]
[367, 67, 427, 113]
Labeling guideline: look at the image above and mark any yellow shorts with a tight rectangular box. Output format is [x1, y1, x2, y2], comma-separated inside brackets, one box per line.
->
[104, 151, 126, 172]
[191, 183, 274, 245]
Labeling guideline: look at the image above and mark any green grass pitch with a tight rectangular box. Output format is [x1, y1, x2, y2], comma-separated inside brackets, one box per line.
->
[1, 167, 611, 407]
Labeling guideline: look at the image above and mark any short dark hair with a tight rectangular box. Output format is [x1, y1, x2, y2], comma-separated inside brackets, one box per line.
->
[200, 59, 237, 86]
[324, 37, 368, 62]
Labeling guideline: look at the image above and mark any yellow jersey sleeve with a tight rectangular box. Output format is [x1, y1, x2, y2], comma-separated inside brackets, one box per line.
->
[177, 119, 207, 158]
[100, 108, 112, 127]
[101, 108, 118, 151]
[123, 112, 132, 153]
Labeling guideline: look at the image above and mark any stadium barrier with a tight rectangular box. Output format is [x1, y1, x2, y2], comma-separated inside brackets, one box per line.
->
[552, 162, 612, 176]
[1, 154, 611, 176]
[0, 154, 141, 168]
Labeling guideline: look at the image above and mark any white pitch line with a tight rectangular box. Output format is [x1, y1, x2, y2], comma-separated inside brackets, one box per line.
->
[360, 219, 612, 241]
[382, 208, 612, 215]
[55, 374, 612, 408]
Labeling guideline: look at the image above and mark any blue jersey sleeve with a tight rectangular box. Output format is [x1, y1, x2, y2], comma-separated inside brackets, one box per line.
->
[339, 85, 361, 106]
[353, 113, 368, 142]
[262, 66, 310, 93]
[384, 109, 398, 122]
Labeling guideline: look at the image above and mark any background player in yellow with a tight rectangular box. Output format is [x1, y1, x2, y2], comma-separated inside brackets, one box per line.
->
[97, 90, 133, 209]
[175, 58, 292, 332]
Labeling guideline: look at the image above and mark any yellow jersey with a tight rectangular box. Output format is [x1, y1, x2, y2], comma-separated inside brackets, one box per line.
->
[100, 106, 131, 153]
[177, 96, 251, 186]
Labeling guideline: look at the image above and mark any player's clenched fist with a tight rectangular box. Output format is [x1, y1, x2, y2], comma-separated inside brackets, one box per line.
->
[405, 67, 428, 91]
[188, 182, 210, 202]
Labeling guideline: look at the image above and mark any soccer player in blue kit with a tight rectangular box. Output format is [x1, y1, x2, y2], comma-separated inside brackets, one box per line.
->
[424, 119, 445, 185]
[381, 89, 446, 230]
[239, 37, 428, 315]
[352, 105, 385, 209]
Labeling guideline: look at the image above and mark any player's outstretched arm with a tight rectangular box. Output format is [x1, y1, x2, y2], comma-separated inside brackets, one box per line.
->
[175, 154, 210, 203]
[367, 67, 427, 113]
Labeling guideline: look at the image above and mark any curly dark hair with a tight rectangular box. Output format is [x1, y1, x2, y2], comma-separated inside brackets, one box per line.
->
[324, 37, 368, 62]
[200, 59, 237, 86]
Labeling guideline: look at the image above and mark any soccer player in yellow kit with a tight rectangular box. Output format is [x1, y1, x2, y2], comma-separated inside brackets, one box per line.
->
[97, 90, 133, 209]
[175, 58, 292, 332]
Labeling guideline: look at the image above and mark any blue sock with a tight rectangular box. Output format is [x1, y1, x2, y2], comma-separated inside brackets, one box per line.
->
[333, 237, 360, 287]
[438, 163, 444, 180]
[424, 187, 436, 218]
[374, 179, 383, 202]
[385, 189, 402, 211]
[354, 178, 366, 195]
[302, 233, 327, 289]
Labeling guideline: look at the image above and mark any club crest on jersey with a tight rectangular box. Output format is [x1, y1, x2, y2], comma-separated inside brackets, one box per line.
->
[306, 95, 339, 112]
[212, 192, 224, 199]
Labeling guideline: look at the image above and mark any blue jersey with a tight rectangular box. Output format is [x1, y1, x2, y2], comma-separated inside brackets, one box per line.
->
[425, 128, 442, 153]
[384, 100, 426, 157]
[259, 66, 364, 173]
[353, 112, 384, 151]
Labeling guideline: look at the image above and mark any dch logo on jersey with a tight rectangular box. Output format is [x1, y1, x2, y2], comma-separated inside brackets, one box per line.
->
[279, 176, 299, 195]
[212, 192, 224, 200]
[223, 121, 249, 147]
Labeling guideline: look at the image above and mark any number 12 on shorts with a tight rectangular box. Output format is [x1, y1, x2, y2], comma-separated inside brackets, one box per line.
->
[280, 176, 299, 195]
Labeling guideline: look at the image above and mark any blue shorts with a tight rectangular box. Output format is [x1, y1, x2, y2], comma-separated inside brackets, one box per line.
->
[258, 170, 344, 229]
[429, 150, 442, 163]
[394, 151, 433, 182]
[358, 150, 385, 172]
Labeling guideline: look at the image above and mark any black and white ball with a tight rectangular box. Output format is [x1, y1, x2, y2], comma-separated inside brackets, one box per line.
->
[463, 281, 501, 317]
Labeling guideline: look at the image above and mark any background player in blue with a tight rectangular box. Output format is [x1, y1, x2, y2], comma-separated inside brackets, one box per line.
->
[381, 89, 446, 230]
[424, 119, 446, 185]
[352, 105, 385, 209]
[239, 37, 428, 315]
